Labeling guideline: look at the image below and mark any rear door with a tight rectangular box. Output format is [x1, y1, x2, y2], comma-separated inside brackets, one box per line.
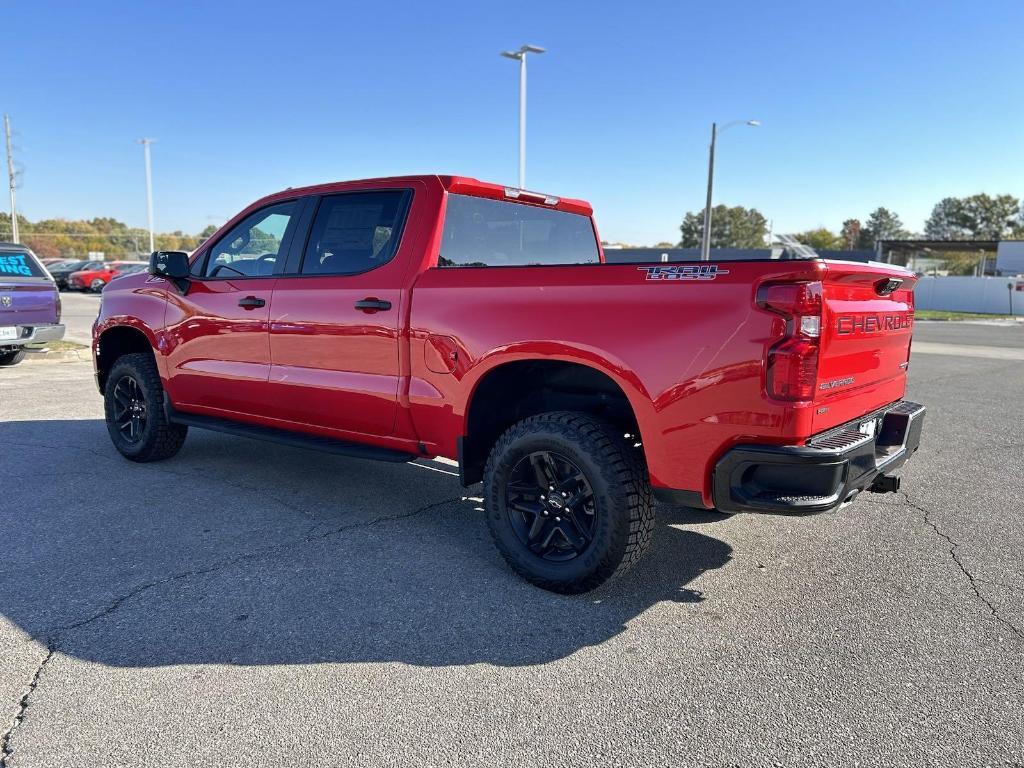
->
[163, 200, 302, 416]
[813, 261, 917, 431]
[267, 187, 415, 437]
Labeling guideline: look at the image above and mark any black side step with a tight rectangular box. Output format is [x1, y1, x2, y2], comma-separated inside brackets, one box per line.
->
[167, 406, 416, 463]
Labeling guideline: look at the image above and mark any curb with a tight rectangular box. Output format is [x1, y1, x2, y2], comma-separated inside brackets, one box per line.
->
[23, 348, 92, 364]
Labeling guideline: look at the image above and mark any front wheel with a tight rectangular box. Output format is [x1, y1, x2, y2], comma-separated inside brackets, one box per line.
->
[0, 349, 26, 367]
[90, 278, 105, 292]
[483, 411, 653, 594]
[103, 352, 188, 462]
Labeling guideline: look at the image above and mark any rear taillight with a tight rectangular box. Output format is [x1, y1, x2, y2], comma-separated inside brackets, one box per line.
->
[55, 291, 62, 323]
[757, 281, 822, 402]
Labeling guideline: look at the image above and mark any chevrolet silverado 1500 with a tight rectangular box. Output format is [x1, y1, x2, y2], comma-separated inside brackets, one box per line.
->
[93, 176, 925, 592]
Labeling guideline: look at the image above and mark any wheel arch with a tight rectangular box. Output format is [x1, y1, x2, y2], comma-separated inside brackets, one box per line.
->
[95, 323, 158, 392]
[459, 355, 650, 486]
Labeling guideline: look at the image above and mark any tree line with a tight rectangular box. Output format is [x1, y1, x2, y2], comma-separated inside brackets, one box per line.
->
[0, 213, 218, 259]
[677, 192, 1024, 273]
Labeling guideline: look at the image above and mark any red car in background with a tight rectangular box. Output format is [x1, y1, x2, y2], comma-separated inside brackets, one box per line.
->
[67, 261, 147, 292]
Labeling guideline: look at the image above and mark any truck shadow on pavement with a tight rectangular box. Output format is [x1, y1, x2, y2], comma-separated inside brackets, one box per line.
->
[1, 418, 733, 668]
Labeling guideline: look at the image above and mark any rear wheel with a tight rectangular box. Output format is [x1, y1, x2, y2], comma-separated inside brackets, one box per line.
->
[0, 349, 26, 367]
[483, 411, 653, 593]
[103, 352, 188, 462]
[90, 278, 105, 292]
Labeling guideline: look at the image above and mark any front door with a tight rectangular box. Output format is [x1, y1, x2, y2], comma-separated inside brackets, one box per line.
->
[267, 189, 413, 437]
[163, 200, 300, 416]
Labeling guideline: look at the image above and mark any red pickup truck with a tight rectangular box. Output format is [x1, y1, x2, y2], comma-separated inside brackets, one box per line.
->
[93, 175, 925, 592]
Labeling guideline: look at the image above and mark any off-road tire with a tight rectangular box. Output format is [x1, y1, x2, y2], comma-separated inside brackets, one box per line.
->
[0, 348, 26, 366]
[104, 352, 188, 462]
[483, 411, 654, 593]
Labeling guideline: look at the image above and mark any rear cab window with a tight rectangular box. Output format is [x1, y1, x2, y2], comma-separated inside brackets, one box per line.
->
[0, 249, 49, 280]
[438, 194, 600, 267]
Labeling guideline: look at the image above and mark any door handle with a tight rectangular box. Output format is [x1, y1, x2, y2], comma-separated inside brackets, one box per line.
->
[354, 298, 392, 312]
[238, 296, 266, 309]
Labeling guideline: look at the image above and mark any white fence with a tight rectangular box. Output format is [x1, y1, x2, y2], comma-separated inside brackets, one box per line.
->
[914, 276, 1024, 316]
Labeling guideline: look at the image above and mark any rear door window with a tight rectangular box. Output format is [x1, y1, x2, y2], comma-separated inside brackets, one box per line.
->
[0, 250, 48, 279]
[439, 194, 600, 267]
[300, 190, 411, 276]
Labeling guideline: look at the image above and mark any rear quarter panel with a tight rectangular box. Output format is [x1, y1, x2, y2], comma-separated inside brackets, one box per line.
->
[407, 260, 830, 498]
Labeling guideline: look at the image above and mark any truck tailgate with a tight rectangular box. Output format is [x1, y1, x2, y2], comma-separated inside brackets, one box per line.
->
[813, 261, 916, 432]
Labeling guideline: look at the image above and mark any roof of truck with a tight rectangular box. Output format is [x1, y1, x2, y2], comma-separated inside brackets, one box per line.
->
[253, 175, 593, 217]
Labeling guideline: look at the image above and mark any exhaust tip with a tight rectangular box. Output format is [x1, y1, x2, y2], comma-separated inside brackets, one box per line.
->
[870, 474, 901, 494]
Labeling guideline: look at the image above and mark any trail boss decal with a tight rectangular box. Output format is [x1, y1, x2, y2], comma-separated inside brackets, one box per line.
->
[638, 265, 729, 281]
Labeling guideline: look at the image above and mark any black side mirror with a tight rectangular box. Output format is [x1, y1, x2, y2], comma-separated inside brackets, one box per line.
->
[149, 251, 191, 294]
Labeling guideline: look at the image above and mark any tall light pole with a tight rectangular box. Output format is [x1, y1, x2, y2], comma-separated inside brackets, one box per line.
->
[137, 138, 156, 253]
[4, 115, 18, 243]
[700, 119, 760, 261]
[500, 44, 545, 189]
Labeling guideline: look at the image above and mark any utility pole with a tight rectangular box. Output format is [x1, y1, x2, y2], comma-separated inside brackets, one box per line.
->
[500, 45, 545, 189]
[137, 138, 156, 253]
[4, 115, 18, 243]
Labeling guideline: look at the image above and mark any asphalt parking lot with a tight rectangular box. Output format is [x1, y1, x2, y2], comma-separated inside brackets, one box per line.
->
[1, 321, 1022, 767]
[55, 290, 100, 346]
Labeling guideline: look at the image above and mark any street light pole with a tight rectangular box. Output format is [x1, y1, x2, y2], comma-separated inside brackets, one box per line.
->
[501, 45, 545, 189]
[4, 115, 18, 243]
[137, 138, 156, 253]
[699, 119, 760, 261]
[700, 122, 717, 262]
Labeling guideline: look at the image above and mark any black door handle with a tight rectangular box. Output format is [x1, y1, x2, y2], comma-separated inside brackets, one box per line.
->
[354, 298, 392, 312]
[238, 296, 266, 309]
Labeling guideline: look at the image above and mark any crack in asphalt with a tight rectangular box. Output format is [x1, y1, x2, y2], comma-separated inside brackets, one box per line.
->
[904, 491, 1024, 642]
[0, 647, 54, 768]
[0, 495, 462, 767]
[49, 494, 463, 639]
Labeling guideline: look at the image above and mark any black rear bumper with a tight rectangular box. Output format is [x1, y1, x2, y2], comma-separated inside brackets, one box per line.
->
[712, 400, 925, 515]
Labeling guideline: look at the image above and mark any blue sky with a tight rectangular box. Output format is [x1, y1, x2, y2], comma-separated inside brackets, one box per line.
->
[4, 0, 1023, 244]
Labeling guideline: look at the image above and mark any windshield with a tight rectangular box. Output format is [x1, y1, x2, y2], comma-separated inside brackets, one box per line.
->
[0, 250, 49, 279]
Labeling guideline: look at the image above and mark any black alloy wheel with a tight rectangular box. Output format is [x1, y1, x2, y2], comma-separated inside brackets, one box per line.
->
[505, 450, 597, 562]
[111, 374, 148, 443]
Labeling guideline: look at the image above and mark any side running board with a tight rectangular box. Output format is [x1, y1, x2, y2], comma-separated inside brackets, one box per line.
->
[166, 403, 417, 463]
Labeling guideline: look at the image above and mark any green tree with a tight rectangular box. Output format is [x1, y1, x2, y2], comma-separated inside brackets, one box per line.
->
[840, 219, 861, 250]
[925, 194, 1021, 239]
[856, 207, 908, 247]
[940, 251, 986, 275]
[0, 212, 205, 257]
[793, 228, 843, 250]
[679, 205, 768, 249]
